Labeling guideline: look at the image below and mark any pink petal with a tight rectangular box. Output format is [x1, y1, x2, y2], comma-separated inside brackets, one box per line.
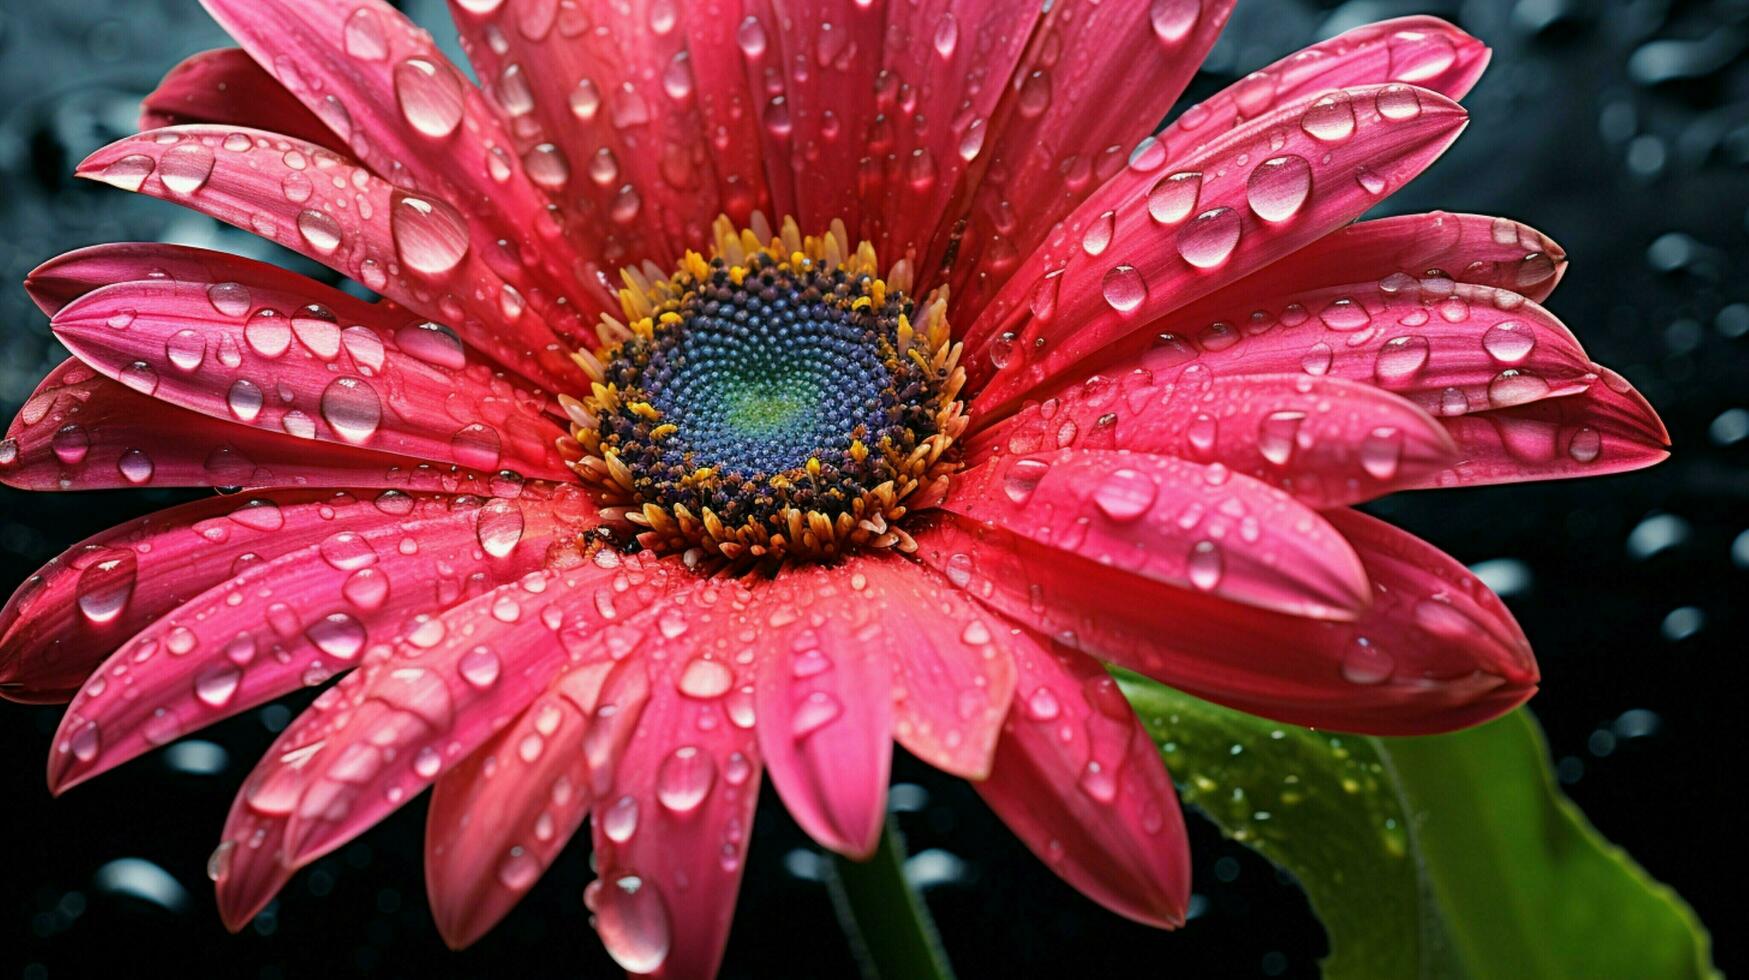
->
[944, 449, 1371, 620]
[749, 564, 894, 858]
[966, 83, 1471, 408]
[0, 358, 500, 493]
[3, 487, 411, 704]
[948, 0, 1236, 311]
[1157, 17, 1488, 170]
[913, 512, 1537, 734]
[45, 486, 595, 793]
[967, 371, 1458, 507]
[425, 665, 595, 949]
[588, 578, 764, 978]
[198, 0, 611, 319]
[52, 278, 574, 478]
[1208, 211, 1568, 307]
[757, 0, 891, 238]
[1420, 366, 1670, 487]
[853, 556, 1017, 780]
[447, 0, 725, 266]
[26, 242, 319, 317]
[75, 127, 588, 393]
[860, 0, 1042, 266]
[139, 48, 343, 152]
[678, 0, 791, 224]
[976, 633, 1190, 928]
[429, 641, 658, 948]
[208, 553, 680, 928]
[978, 278, 1596, 435]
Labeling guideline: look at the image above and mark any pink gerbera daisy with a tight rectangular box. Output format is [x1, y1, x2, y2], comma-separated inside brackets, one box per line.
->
[1, 0, 1668, 974]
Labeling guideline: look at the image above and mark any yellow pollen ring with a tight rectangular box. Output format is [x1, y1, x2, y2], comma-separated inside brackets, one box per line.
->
[565, 213, 968, 571]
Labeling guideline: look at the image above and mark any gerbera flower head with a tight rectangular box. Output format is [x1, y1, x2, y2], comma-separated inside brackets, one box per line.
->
[0, 0, 1667, 975]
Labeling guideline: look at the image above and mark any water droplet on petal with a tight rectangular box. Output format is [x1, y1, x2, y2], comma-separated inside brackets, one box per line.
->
[393, 57, 465, 138]
[320, 377, 383, 444]
[1093, 468, 1156, 522]
[390, 192, 471, 276]
[655, 746, 715, 813]
[1176, 207, 1241, 269]
[1301, 93, 1356, 141]
[1101, 265, 1147, 313]
[159, 143, 215, 195]
[595, 873, 671, 974]
[1245, 155, 1311, 222]
[1341, 638, 1394, 684]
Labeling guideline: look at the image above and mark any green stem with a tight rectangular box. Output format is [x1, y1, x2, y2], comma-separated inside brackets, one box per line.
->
[825, 819, 955, 980]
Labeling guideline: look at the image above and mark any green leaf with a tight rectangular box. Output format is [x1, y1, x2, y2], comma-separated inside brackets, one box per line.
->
[1116, 673, 1716, 979]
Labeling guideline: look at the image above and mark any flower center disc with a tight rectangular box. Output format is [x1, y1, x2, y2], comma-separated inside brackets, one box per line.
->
[568, 217, 966, 569]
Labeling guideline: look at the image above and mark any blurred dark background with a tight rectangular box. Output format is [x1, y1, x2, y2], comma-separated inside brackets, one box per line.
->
[1, 0, 1743, 977]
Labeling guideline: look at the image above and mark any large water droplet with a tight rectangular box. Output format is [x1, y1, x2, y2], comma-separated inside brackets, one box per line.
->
[655, 746, 715, 814]
[393, 57, 465, 138]
[76, 551, 137, 624]
[595, 874, 671, 974]
[159, 144, 215, 195]
[1245, 155, 1311, 222]
[391, 193, 471, 276]
[1176, 207, 1242, 269]
[1301, 93, 1356, 142]
[1101, 265, 1147, 314]
[1093, 468, 1156, 522]
[320, 377, 383, 444]
[477, 498, 525, 557]
[1147, 171, 1201, 224]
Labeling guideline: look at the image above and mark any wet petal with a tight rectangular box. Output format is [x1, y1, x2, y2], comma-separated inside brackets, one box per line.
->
[967, 83, 1471, 408]
[448, 0, 728, 265]
[139, 48, 343, 152]
[983, 278, 1596, 434]
[945, 448, 1371, 620]
[75, 127, 587, 392]
[914, 512, 1536, 734]
[209, 551, 679, 927]
[45, 487, 593, 793]
[0, 486, 532, 704]
[52, 276, 573, 478]
[0, 359, 443, 493]
[853, 556, 1017, 780]
[1422, 366, 1670, 487]
[968, 371, 1458, 507]
[588, 578, 763, 978]
[976, 634, 1190, 928]
[860, 0, 1041, 266]
[749, 565, 893, 858]
[1215, 211, 1568, 307]
[1157, 17, 1488, 169]
[950, 0, 1236, 311]
[199, 0, 610, 318]
[426, 663, 597, 949]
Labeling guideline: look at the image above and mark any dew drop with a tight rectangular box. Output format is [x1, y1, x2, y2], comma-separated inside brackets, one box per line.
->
[1245, 154, 1311, 222]
[1188, 540, 1223, 591]
[159, 144, 215, 195]
[595, 874, 671, 974]
[1100, 265, 1147, 314]
[1147, 171, 1201, 224]
[390, 192, 471, 276]
[320, 377, 383, 444]
[393, 58, 465, 138]
[655, 746, 715, 814]
[1300, 93, 1356, 142]
[1176, 207, 1242, 269]
[1093, 468, 1156, 522]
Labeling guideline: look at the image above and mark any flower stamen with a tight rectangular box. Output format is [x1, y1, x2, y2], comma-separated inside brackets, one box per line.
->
[569, 215, 966, 570]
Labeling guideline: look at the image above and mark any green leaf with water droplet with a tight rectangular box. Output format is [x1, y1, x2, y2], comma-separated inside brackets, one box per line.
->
[1116, 672, 1716, 979]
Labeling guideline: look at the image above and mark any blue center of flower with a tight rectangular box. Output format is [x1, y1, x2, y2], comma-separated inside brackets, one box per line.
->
[588, 247, 956, 564]
[641, 282, 893, 474]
